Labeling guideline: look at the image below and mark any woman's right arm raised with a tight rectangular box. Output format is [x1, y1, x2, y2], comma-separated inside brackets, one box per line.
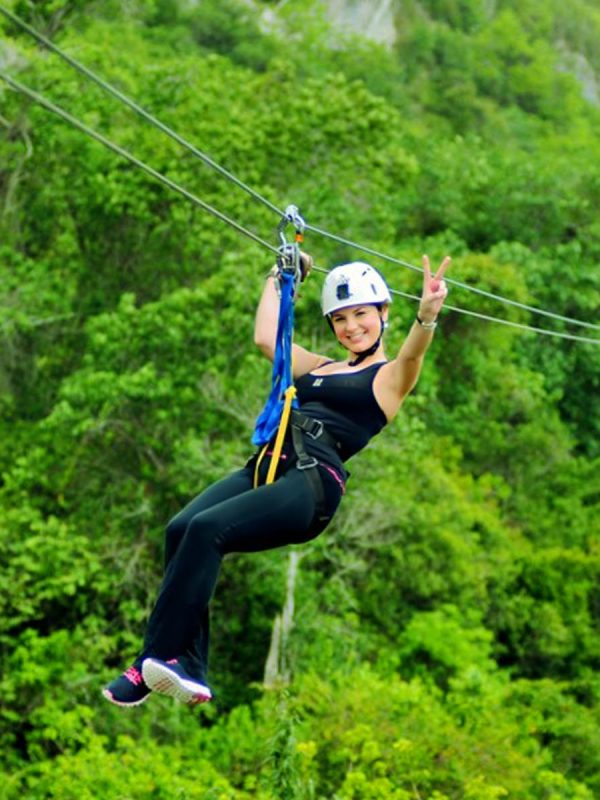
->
[254, 266, 329, 377]
[253, 268, 281, 361]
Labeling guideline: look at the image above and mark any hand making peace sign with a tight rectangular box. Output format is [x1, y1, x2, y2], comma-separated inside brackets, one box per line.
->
[419, 255, 450, 323]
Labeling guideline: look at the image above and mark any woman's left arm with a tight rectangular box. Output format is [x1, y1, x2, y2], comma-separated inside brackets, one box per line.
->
[386, 255, 450, 401]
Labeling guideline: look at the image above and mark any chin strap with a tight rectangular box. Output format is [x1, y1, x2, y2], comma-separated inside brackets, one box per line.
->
[348, 316, 385, 367]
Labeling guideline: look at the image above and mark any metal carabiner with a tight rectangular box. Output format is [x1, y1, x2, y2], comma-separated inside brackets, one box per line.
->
[284, 204, 306, 235]
[276, 243, 299, 276]
[276, 204, 306, 289]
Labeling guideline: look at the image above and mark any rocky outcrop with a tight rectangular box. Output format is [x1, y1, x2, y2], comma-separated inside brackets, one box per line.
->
[324, 0, 397, 46]
[557, 45, 599, 107]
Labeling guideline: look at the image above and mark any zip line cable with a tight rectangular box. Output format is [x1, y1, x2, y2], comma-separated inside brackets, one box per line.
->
[2, 5, 599, 336]
[2, 71, 600, 346]
[0, 4, 285, 219]
[306, 224, 600, 332]
[310, 267, 600, 345]
[0, 72, 279, 256]
[5, 6, 600, 335]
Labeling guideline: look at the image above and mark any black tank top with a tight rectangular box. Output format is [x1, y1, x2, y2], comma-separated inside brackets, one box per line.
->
[294, 362, 389, 475]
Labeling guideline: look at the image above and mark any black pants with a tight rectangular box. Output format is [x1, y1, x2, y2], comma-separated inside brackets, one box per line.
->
[140, 460, 343, 683]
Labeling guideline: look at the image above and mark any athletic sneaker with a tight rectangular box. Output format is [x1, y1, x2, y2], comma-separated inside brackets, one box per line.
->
[102, 661, 151, 707]
[142, 658, 212, 705]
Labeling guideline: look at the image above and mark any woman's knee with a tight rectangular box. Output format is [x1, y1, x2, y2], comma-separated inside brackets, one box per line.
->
[164, 513, 220, 569]
[181, 512, 223, 554]
[164, 514, 187, 556]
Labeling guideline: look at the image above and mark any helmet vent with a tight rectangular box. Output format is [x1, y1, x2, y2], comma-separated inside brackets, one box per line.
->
[321, 262, 391, 316]
[336, 283, 351, 300]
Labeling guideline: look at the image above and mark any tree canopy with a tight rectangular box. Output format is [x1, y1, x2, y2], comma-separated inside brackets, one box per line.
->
[1, 0, 599, 797]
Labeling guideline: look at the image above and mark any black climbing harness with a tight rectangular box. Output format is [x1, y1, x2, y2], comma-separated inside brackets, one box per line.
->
[290, 410, 339, 520]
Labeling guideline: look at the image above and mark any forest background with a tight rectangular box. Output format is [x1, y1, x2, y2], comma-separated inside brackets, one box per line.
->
[1, 0, 600, 798]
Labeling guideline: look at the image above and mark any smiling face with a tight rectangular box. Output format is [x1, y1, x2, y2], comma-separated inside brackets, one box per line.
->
[330, 303, 388, 354]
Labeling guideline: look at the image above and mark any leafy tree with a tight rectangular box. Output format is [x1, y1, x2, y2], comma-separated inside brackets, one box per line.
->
[1, 0, 600, 795]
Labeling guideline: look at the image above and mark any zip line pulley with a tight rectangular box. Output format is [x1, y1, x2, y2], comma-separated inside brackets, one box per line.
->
[276, 204, 306, 295]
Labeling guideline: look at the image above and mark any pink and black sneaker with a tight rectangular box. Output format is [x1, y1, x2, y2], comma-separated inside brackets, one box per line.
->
[102, 660, 151, 707]
[142, 658, 212, 705]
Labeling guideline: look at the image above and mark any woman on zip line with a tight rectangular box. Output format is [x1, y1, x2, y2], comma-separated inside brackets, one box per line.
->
[103, 253, 450, 707]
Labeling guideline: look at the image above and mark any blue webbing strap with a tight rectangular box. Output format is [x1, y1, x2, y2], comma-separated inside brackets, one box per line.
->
[252, 270, 299, 446]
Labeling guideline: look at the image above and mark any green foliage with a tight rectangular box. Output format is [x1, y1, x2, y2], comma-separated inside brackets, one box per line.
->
[417, 0, 490, 32]
[1, 0, 600, 796]
[286, 667, 594, 799]
[487, 547, 600, 679]
[187, 0, 274, 71]
[6, 736, 249, 799]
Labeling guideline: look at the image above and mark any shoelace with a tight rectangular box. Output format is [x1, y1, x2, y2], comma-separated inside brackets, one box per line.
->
[124, 666, 143, 685]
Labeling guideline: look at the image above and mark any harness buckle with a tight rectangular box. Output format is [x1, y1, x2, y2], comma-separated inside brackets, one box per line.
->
[291, 411, 324, 440]
[305, 418, 324, 439]
[296, 455, 319, 470]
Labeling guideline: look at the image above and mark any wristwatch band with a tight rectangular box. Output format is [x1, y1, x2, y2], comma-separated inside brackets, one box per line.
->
[416, 314, 437, 330]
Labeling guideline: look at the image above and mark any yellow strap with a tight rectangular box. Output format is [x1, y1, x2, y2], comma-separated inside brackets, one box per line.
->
[253, 443, 269, 489]
[255, 349, 296, 488]
[265, 385, 296, 485]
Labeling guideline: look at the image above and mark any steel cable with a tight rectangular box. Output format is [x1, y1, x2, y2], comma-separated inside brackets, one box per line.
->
[306, 224, 600, 332]
[0, 71, 279, 255]
[3, 3, 598, 335]
[310, 267, 600, 345]
[2, 70, 600, 345]
[2, 3, 599, 334]
[0, 4, 285, 218]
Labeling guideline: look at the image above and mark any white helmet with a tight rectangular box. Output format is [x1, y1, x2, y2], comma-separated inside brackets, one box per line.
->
[321, 262, 392, 316]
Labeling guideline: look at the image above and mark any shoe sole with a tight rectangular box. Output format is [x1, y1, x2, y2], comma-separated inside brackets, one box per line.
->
[141, 659, 212, 705]
[101, 688, 150, 707]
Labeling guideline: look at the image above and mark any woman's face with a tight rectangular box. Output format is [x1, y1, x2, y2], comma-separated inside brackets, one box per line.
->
[330, 304, 387, 353]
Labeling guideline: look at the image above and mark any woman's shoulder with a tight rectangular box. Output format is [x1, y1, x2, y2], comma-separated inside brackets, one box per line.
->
[291, 345, 334, 379]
